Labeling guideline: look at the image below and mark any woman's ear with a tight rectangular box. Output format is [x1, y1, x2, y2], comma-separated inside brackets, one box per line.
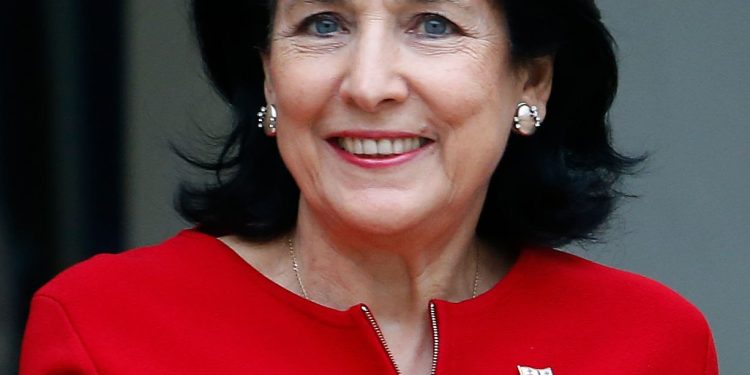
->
[519, 56, 554, 120]
[261, 53, 276, 104]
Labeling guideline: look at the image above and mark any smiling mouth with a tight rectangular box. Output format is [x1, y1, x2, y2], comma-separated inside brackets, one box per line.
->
[333, 137, 432, 158]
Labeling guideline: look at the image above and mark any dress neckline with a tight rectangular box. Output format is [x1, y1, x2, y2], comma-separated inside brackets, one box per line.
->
[177, 229, 538, 321]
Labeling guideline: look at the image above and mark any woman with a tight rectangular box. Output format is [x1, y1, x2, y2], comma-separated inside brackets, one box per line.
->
[21, 0, 718, 374]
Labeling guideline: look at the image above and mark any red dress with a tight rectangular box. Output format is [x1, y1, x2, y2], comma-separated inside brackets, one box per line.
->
[21, 230, 718, 374]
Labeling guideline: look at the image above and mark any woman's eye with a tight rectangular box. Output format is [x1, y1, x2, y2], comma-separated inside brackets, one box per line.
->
[303, 14, 344, 36]
[416, 14, 456, 37]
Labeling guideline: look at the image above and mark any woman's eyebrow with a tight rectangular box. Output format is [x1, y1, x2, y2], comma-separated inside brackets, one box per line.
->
[285, 0, 471, 11]
[295, 0, 342, 8]
[413, 0, 470, 10]
[284, 0, 343, 14]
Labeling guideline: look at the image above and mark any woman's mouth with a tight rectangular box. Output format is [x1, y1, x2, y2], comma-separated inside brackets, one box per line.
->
[327, 135, 434, 168]
[332, 137, 432, 158]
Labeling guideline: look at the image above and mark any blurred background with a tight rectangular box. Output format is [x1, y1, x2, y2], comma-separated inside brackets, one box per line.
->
[1, 0, 748, 373]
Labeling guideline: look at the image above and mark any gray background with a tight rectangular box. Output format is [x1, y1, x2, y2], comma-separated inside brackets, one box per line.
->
[125, 0, 749, 372]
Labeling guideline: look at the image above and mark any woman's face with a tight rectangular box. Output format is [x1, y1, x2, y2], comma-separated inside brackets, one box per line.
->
[265, 0, 550, 234]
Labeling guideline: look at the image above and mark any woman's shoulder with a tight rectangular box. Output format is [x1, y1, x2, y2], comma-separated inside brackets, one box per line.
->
[34, 229, 232, 303]
[520, 246, 712, 333]
[504, 247, 718, 371]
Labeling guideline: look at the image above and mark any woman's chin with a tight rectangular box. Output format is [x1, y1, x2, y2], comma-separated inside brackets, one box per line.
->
[341, 201, 443, 236]
[300, 183, 453, 236]
[303, 196, 429, 236]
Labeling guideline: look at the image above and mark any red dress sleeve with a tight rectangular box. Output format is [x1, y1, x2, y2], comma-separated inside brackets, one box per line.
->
[704, 331, 719, 375]
[20, 295, 98, 375]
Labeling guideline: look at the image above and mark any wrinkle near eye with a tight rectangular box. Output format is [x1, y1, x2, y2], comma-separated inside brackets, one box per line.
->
[409, 31, 499, 57]
[410, 39, 482, 58]
[277, 39, 346, 56]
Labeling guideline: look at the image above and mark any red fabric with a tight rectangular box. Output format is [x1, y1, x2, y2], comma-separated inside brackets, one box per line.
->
[21, 230, 718, 374]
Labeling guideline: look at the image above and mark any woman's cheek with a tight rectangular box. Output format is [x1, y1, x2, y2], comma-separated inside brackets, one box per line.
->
[410, 57, 498, 124]
[271, 57, 341, 121]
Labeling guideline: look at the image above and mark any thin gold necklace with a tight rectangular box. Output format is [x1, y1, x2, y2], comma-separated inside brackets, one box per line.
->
[287, 237, 480, 301]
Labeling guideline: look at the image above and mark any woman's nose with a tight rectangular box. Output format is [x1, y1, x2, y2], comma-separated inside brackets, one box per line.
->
[338, 27, 409, 113]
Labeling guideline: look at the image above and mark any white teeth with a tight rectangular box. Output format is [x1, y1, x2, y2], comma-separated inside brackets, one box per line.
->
[337, 137, 426, 156]
[406, 138, 416, 150]
[377, 139, 393, 154]
[362, 139, 378, 155]
[393, 139, 404, 153]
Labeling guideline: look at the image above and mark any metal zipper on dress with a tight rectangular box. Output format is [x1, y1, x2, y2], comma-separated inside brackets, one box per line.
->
[359, 303, 441, 375]
[361, 305, 402, 374]
[429, 301, 439, 375]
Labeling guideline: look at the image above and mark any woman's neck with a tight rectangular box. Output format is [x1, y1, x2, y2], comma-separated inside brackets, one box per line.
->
[290, 199, 507, 321]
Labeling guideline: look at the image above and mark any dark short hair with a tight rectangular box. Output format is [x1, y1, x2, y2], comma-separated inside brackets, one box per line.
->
[178, 0, 642, 248]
